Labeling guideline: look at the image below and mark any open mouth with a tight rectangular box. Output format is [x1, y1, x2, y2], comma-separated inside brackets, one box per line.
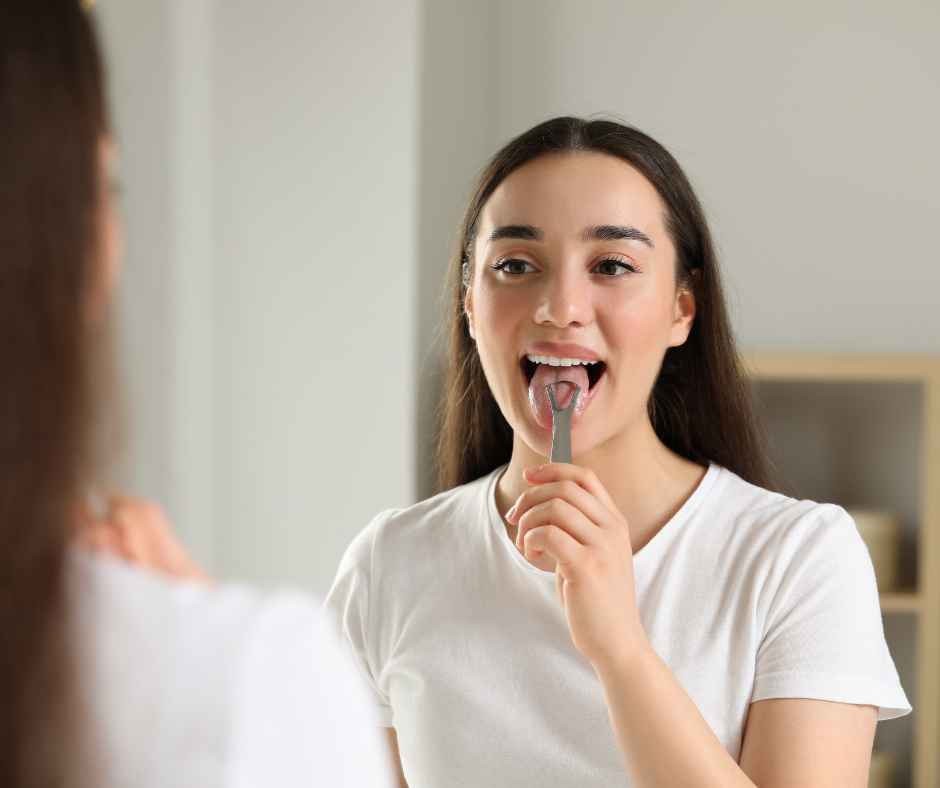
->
[521, 356, 607, 391]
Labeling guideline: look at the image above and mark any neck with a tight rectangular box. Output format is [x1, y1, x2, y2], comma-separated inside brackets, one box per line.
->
[496, 415, 707, 553]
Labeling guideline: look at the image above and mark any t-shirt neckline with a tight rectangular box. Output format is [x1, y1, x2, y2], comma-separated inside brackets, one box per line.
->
[485, 462, 722, 579]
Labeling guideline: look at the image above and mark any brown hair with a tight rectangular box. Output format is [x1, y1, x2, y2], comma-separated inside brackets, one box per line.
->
[436, 117, 774, 493]
[0, 1, 109, 784]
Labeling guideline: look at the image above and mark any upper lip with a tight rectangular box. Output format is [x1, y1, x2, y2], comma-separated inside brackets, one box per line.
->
[523, 342, 603, 362]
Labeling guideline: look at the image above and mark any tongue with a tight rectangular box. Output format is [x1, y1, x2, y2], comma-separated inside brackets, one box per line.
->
[528, 364, 589, 432]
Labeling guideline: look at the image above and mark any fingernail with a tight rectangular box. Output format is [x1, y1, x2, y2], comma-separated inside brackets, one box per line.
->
[506, 503, 517, 522]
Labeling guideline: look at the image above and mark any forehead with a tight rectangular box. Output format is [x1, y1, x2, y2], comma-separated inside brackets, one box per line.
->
[478, 151, 668, 240]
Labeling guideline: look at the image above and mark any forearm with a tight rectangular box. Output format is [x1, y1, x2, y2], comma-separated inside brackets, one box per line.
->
[593, 641, 756, 788]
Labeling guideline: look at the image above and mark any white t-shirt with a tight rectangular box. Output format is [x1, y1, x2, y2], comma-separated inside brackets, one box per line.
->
[68, 549, 394, 788]
[325, 462, 911, 787]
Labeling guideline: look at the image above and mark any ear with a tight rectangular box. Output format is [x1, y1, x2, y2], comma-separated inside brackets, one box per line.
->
[667, 281, 696, 348]
[463, 285, 476, 341]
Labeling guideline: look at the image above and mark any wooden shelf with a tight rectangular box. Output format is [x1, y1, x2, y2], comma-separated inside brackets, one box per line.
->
[742, 351, 939, 383]
[880, 592, 923, 614]
[744, 351, 940, 788]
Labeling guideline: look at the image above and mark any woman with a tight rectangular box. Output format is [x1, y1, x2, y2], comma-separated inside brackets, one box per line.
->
[0, 2, 393, 786]
[324, 117, 911, 786]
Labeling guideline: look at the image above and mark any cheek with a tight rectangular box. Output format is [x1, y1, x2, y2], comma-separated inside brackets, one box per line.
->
[474, 281, 528, 345]
[471, 283, 531, 404]
[601, 286, 674, 351]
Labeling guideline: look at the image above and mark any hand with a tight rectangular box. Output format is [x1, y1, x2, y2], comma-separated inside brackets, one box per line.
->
[76, 495, 212, 584]
[506, 463, 647, 667]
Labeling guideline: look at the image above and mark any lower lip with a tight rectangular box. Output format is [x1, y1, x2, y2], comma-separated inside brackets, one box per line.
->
[524, 365, 604, 432]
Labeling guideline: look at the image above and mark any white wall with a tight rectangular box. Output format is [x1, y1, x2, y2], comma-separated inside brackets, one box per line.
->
[210, 0, 419, 592]
[485, 0, 940, 353]
[95, 3, 178, 527]
[414, 0, 500, 496]
[99, 0, 419, 594]
[97, 0, 215, 570]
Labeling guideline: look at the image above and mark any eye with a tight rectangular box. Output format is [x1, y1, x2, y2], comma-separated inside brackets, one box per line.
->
[592, 257, 637, 277]
[491, 258, 537, 276]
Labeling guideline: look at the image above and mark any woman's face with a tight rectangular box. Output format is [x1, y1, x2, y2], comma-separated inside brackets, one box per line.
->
[466, 151, 695, 459]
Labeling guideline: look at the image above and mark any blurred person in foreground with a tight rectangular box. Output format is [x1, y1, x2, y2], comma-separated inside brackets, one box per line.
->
[0, 2, 394, 786]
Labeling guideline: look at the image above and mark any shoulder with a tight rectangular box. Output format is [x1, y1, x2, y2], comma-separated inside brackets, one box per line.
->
[711, 467, 858, 547]
[228, 590, 395, 788]
[69, 549, 260, 650]
[706, 468, 867, 583]
[71, 548, 329, 670]
[339, 467, 501, 569]
[233, 587, 364, 708]
[69, 551, 363, 785]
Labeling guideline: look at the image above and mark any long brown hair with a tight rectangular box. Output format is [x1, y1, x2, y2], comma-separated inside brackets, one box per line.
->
[436, 117, 774, 493]
[0, 1, 108, 784]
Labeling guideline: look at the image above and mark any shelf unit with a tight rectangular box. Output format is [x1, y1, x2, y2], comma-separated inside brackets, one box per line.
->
[743, 352, 940, 788]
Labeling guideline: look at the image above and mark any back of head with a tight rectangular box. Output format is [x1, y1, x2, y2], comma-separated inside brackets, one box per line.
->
[0, 0, 108, 784]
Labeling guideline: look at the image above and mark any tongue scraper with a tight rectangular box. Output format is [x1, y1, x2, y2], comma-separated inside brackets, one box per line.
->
[546, 382, 581, 464]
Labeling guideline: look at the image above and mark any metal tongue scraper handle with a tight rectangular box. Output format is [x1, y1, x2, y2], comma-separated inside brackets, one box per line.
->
[546, 382, 582, 464]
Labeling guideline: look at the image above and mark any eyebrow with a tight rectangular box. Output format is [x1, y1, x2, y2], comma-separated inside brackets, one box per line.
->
[584, 224, 654, 248]
[486, 223, 654, 248]
[487, 224, 543, 242]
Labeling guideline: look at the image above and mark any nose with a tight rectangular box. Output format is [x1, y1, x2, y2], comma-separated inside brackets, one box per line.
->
[533, 266, 594, 328]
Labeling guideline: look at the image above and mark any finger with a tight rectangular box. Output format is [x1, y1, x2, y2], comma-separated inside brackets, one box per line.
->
[109, 498, 167, 555]
[516, 497, 600, 551]
[107, 496, 167, 531]
[78, 523, 108, 551]
[134, 503, 183, 567]
[80, 523, 126, 560]
[523, 524, 583, 570]
[101, 524, 133, 561]
[152, 510, 201, 575]
[110, 497, 210, 581]
[109, 504, 158, 566]
[507, 479, 612, 531]
[156, 527, 204, 577]
[523, 463, 618, 514]
[140, 507, 210, 580]
[92, 519, 136, 562]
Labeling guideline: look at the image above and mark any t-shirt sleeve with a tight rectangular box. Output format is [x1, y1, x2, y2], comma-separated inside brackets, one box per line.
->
[323, 511, 395, 727]
[752, 504, 912, 722]
[227, 592, 396, 788]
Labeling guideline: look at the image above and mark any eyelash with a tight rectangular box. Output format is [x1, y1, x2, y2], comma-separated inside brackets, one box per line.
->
[490, 257, 638, 276]
[490, 258, 536, 275]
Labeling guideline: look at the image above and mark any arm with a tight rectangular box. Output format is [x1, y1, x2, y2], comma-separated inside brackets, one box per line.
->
[386, 729, 409, 788]
[738, 698, 876, 787]
[595, 644, 876, 787]
[594, 644, 756, 786]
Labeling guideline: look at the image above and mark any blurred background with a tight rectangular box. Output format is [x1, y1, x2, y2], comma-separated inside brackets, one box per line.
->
[94, 0, 939, 590]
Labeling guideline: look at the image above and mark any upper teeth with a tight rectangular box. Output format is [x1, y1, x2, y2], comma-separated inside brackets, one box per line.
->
[526, 354, 600, 367]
